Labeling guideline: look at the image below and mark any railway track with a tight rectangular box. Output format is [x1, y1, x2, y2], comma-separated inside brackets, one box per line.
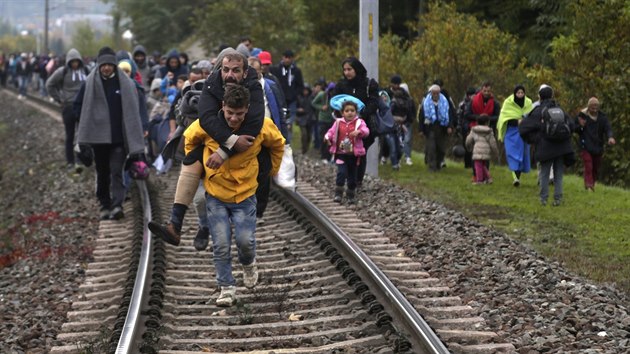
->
[12, 89, 516, 353]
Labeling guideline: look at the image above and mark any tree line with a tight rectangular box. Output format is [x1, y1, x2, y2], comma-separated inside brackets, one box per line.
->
[3, 0, 627, 186]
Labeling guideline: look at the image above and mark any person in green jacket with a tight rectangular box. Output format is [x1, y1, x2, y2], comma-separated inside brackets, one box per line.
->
[312, 81, 335, 163]
[497, 85, 534, 186]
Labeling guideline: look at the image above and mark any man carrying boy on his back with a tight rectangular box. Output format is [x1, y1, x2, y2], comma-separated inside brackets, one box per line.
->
[183, 84, 285, 307]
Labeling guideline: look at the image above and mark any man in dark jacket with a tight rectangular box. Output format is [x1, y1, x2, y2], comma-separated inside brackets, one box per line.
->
[149, 48, 265, 250]
[270, 49, 304, 145]
[575, 97, 616, 191]
[519, 85, 575, 206]
[464, 81, 501, 178]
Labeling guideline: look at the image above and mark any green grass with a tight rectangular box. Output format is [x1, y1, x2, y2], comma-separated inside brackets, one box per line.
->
[291, 126, 630, 293]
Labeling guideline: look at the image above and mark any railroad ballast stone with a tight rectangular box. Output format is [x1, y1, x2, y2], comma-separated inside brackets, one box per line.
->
[0, 93, 99, 353]
[296, 155, 630, 353]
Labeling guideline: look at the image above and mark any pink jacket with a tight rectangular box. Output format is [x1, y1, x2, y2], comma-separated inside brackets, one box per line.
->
[325, 117, 370, 156]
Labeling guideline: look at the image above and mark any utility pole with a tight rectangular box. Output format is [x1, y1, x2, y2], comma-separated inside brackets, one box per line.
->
[360, 0, 379, 177]
[44, 0, 49, 54]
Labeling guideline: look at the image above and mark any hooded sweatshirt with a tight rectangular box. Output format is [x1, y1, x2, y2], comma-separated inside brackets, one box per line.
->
[133, 45, 151, 91]
[158, 49, 188, 80]
[45, 48, 87, 105]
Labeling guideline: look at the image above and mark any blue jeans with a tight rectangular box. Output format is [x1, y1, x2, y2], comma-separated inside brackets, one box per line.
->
[206, 194, 257, 287]
[382, 133, 401, 166]
[18, 75, 30, 96]
[539, 156, 564, 203]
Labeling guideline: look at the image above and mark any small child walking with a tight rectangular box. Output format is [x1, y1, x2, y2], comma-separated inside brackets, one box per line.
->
[465, 115, 499, 184]
[324, 101, 370, 204]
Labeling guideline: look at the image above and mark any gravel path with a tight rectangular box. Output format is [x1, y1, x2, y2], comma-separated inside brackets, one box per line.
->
[296, 155, 630, 354]
[0, 93, 98, 353]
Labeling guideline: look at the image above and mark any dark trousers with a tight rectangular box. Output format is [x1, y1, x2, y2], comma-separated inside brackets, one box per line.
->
[62, 105, 78, 164]
[299, 122, 314, 154]
[92, 144, 127, 210]
[255, 147, 272, 218]
[425, 124, 448, 171]
[319, 121, 333, 160]
[335, 154, 359, 190]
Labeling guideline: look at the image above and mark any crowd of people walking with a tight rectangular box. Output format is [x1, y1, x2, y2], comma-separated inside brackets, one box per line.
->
[1, 39, 617, 305]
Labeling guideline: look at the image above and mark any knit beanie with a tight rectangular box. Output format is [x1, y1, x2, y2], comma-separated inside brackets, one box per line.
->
[117, 61, 132, 74]
[97, 47, 117, 67]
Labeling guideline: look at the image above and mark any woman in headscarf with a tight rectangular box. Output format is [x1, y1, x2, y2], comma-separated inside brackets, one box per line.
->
[497, 84, 533, 186]
[333, 57, 379, 189]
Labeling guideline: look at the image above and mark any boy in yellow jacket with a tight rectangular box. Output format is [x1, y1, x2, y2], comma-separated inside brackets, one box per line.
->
[184, 85, 285, 307]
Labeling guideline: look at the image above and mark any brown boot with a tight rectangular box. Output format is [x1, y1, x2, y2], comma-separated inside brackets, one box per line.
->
[148, 221, 181, 246]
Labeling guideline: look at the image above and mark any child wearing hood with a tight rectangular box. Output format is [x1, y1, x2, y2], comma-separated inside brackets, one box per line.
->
[466, 115, 499, 184]
[324, 100, 370, 204]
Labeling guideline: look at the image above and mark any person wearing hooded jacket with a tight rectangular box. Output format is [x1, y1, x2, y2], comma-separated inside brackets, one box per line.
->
[157, 49, 189, 81]
[74, 46, 146, 220]
[133, 45, 152, 92]
[519, 85, 575, 206]
[46, 48, 89, 172]
[333, 57, 380, 188]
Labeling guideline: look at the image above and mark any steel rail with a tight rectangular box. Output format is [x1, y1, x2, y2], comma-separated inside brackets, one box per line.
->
[5, 87, 155, 352]
[116, 180, 153, 353]
[274, 185, 451, 354]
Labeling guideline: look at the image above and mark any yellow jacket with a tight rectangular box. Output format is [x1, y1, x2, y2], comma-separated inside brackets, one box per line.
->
[184, 117, 285, 203]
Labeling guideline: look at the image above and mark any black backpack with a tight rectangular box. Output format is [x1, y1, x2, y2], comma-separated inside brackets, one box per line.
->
[542, 105, 571, 140]
[390, 93, 409, 124]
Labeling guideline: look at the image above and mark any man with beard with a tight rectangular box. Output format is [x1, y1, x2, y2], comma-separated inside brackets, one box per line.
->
[132, 45, 152, 92]
[149, 49, 264, 250]
[465, 81, 501, 179]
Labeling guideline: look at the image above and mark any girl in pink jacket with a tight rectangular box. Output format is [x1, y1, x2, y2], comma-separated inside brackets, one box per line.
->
[324, 101, 370, 204]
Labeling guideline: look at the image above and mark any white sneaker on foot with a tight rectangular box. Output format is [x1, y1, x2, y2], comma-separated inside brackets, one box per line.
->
[216, 286, 237, 307]
[243, 261, 258, 288]
[380, 156, 387, 165]
[405, 157, 413, 166]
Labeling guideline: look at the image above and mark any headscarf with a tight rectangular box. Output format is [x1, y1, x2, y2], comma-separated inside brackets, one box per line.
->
[513, 84, 526, 108]
[341, 57, 367, 82]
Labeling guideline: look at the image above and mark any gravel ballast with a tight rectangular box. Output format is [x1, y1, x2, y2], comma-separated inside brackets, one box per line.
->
[1, 91, 629, 353]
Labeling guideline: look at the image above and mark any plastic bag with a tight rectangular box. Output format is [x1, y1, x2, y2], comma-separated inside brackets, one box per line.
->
[273, 145, 296, 189]
[152, 154, 173, 175]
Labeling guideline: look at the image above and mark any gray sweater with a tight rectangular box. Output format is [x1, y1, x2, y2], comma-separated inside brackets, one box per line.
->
[45, 49, 87, 106]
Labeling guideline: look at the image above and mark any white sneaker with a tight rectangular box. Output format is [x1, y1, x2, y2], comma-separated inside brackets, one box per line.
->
[242, 261, 258, 288]
[380, 156, 387, 165]
[405, 157, 413, 166]
[320, 159, 329, 164]
[216, 286, 237, 307]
